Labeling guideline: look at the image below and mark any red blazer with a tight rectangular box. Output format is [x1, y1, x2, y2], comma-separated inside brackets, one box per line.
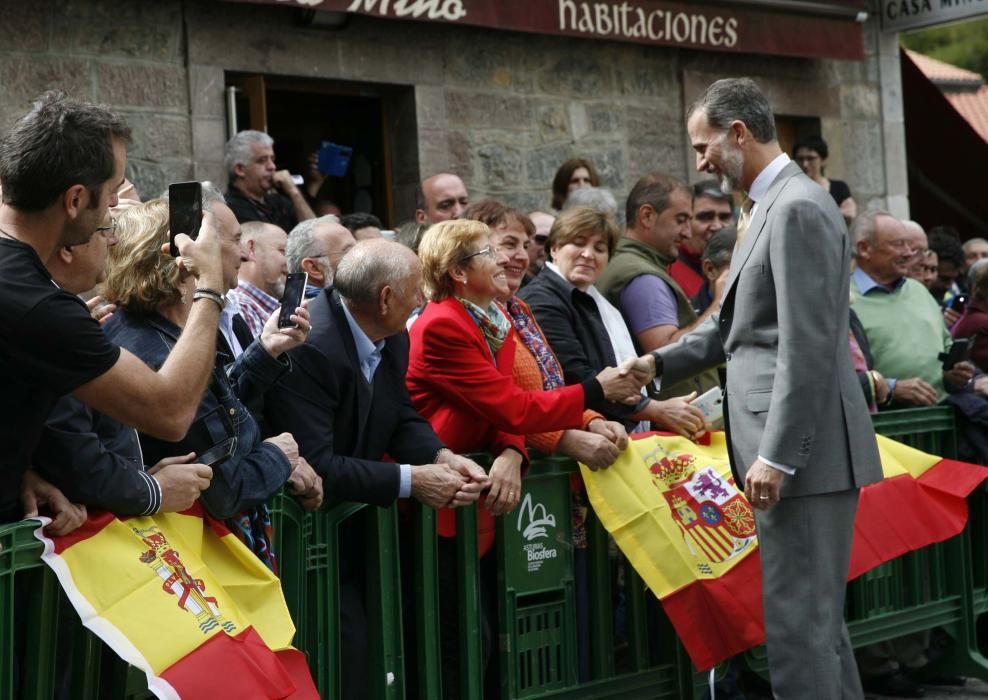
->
[407, 297, 587, 554]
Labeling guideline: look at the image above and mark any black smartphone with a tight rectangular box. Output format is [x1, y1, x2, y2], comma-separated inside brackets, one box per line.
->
[950, 294, 969, 313]
[941, 338, 971, 370]
[278, 272, 308, 328]
[197, 437, 236, 467]
[168, 181, 203, 257]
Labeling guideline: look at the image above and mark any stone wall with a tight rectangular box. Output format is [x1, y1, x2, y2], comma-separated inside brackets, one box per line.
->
[0, 0, 193, 200]
[0, 0, 904, 219]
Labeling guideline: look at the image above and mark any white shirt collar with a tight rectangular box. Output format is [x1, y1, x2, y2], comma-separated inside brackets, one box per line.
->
[747, 153, 791, 205]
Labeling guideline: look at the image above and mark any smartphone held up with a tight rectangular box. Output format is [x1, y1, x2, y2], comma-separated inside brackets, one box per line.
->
[278, 272, 308, 328]
[168, 181, 203, 257]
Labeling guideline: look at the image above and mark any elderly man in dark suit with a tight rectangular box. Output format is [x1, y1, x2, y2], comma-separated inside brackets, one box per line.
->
[623, 78, 883, 698]
[265, 238, 487, 699]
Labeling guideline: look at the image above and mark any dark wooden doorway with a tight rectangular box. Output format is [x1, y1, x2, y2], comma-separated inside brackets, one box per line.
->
[226, 73, 416, 228]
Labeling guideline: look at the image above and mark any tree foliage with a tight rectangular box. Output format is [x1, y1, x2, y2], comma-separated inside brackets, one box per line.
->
[900, 17, 988, 81]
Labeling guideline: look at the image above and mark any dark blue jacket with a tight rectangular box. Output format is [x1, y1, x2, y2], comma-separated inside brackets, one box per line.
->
[39, 307, 291, 519]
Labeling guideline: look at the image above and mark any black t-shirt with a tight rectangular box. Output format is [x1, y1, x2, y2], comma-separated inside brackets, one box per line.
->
[0, 237, 120, 518]
[225, 188, 298, 233]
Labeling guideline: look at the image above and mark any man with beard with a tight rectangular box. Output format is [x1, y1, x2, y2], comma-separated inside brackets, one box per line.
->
[619, 78, 883, 698]
[229, 221, 289, 337]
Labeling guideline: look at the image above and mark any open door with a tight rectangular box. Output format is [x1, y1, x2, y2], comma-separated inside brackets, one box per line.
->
[226, 73, 413, 227]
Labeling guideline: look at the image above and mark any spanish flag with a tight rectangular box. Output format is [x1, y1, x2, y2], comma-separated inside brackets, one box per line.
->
[33, 505, 317, 699]
[581, 432, 987, 672]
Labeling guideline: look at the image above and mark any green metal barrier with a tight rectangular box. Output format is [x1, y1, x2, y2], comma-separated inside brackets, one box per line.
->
[5, 409, 986, 699]
[744, 405, 988, 682]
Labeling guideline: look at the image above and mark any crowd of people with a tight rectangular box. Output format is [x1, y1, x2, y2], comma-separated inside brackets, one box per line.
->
[1, 80, 986, 700]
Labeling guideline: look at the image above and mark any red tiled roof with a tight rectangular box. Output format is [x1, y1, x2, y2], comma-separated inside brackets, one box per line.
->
[905, 49, 984, 85]
[945, 87, 988, 142]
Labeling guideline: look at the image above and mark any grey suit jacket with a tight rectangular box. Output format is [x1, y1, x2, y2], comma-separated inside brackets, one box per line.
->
[655, 162, 883, 498]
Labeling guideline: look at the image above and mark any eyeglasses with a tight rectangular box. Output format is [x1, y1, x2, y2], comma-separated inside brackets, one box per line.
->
[794, 155, 820, 164]
[460, 245, 499, 263]
[312, 246, 353, 261]
[95, 218, 118, 237]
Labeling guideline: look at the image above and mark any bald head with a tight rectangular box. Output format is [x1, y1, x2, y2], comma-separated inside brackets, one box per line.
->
[901, 220, 927, 256]
[416, 173, 469, 225]
[240, 221, 288, 297]
[335, 239, 424, 340]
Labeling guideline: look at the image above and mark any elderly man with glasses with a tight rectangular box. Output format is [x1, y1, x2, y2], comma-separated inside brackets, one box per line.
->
[285, 214, 357, 298]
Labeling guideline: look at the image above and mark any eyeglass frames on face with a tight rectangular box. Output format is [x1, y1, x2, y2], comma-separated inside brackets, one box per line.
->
[94, 218, 118, 237]
[460, 245, 499, 263]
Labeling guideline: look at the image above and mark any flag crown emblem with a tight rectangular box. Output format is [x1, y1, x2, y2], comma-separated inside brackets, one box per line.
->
[650, 453, 696, 486]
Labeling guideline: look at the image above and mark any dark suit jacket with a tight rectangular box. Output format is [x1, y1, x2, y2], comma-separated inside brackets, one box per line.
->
[265, 289, 444, 507]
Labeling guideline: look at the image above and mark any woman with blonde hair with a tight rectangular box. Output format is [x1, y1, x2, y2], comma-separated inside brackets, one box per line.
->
[99, 193, 319, 568]
[406, 217, 643, 694]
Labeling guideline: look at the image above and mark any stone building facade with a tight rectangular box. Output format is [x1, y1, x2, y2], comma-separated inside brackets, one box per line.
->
[0, 0, 908, 222]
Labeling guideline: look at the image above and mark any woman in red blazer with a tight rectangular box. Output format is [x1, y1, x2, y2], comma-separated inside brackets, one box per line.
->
[407, 219, 644, 695]
[408, 220, 641, 546]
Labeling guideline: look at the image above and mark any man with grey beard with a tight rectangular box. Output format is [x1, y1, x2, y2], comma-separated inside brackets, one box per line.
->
[621, 78, 883, 699]
[285, 215, 356, 298]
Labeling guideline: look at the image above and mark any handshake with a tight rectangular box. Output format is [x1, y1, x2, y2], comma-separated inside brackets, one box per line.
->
[594, 354, 657, 405]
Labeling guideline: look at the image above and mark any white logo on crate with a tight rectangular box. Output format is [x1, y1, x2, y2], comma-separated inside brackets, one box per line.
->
[517, 493, 556, 541]
[517, 493, 559, 573]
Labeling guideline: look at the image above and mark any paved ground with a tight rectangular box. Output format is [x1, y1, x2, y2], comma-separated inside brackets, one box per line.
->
[867, 677, 988, 699]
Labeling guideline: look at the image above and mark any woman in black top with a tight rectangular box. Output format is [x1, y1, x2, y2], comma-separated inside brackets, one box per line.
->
[793, 135, 857, 221]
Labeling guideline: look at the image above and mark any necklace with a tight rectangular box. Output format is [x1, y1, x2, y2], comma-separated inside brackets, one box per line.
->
[0, 226, 19, 241]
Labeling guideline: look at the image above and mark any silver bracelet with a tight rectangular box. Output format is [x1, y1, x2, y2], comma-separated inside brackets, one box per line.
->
[192, 288, 225, 311]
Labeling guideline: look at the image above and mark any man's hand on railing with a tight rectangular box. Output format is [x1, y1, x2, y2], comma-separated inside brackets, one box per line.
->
[893, 377, 938, 406]
[435, 450, 489, 507]
[20, 470, 87, 536]
[410, 463, 467, 510]
[286, 456, 323, 511]
[148, 453, 213, 513]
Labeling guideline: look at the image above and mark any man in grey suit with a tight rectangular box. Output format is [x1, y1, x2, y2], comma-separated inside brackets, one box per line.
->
[622, 78, 883, 698]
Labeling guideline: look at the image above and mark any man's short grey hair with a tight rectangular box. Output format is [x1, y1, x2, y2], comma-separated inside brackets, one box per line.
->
[286, 214, 341, 274]
[688, 78, 777, 144]
[563, 186, 623, 227]
[850, 208, 894, 249]
[224, 130, 273, 183]
[335, 241, 418, 305]
[963, 237, 988, 252]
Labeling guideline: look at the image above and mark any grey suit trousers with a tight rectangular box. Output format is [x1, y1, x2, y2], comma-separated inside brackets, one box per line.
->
[756, 489, 864, 700]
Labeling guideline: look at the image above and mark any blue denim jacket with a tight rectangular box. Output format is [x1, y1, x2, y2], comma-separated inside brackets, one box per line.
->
[103, 307, 292, 520]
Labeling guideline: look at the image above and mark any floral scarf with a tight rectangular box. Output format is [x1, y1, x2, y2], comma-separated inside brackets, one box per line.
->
[505, 297, 566, 390]
[457, 297, 511, 357]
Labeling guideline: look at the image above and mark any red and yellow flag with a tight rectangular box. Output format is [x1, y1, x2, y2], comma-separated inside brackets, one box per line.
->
[33, 505, 317, 699]
[581, 431, 986, 671]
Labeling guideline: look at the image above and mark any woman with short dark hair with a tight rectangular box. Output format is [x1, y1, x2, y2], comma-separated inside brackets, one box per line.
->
[793, 135, 857, 220]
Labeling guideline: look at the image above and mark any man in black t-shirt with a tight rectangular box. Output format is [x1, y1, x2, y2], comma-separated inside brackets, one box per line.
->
[223, 130, 315, 232]
[0, 92, 227, 533]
